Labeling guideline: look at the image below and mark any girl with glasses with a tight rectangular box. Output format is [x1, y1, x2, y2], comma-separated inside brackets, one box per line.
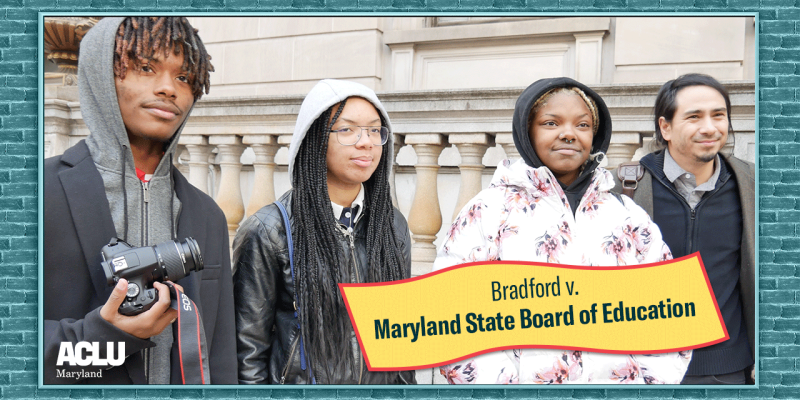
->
[232, 79, 415, 384]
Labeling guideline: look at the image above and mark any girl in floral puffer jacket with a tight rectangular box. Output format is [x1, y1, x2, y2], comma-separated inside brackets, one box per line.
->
[432, 77, 691, 385]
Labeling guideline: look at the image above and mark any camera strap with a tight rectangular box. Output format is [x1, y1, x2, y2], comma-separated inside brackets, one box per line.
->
[166, 282, 210, 384]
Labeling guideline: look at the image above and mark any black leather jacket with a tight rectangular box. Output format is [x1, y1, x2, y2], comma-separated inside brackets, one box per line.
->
[233, 191, 416, 384]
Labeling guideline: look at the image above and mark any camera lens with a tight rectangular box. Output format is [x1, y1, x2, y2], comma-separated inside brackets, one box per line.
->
[155, 237, 204, 282]
[180, 237, 204, 273]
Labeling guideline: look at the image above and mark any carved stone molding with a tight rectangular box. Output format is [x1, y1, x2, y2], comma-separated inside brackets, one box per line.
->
[43, 17, 100, 80]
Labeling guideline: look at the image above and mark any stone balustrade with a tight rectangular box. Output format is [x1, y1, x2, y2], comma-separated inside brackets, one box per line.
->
[43, 82, 756, 276]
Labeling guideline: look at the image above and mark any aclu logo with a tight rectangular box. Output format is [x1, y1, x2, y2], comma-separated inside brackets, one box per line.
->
[56, 342, 125, 367]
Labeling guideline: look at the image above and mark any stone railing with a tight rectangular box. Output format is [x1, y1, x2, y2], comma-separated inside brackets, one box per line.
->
[43, 82, 756, 277]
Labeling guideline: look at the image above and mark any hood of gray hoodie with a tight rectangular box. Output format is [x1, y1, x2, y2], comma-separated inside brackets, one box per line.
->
[287, 79, 394, 184]
[81, 17, 188, 248]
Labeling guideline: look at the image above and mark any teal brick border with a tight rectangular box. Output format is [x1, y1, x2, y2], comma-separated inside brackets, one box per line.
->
[4, 2, 793, 399]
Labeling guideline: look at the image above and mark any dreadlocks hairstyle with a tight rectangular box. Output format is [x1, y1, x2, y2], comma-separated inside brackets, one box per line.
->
[291, 97, 408, 383]
[113, 17, 214, 100]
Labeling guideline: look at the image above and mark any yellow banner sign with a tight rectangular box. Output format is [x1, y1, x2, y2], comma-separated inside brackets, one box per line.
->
[340, 253, 727, 371]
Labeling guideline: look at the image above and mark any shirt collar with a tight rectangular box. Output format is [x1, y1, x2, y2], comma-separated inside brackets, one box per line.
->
[135, 167, 153, 182]
[663, 148, 721, 189]
[331, 184, 365, 223]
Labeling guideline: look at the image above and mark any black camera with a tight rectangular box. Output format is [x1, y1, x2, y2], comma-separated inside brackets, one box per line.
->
[100, 237, 204, 316]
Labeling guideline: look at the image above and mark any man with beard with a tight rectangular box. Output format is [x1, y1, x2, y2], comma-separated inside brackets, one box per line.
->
[616, 73, 755, 385]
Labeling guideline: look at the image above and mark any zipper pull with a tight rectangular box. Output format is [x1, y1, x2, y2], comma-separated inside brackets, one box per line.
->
[142, 181, 149, 203]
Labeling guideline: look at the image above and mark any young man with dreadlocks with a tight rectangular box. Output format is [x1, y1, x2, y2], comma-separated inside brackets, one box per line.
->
[43, 17, 236, 384]
[233, 79, 415, 384]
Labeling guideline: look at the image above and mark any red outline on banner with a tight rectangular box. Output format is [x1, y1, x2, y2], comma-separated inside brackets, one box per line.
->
[339, 252, 729, 372]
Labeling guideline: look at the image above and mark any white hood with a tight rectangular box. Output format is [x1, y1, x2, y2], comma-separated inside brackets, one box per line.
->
[287, 79, 393, 183]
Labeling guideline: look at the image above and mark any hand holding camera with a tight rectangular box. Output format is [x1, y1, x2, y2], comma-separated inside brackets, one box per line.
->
[100, 279, 181, 339]
[98, 237, 204, 338]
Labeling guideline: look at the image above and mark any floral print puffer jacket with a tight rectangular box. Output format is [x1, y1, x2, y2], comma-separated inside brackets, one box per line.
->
[432, 159, 691, 384]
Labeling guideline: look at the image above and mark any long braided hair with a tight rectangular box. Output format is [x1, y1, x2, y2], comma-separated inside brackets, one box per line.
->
[291, 97, 408, 382]
[113, 17, 214, 100]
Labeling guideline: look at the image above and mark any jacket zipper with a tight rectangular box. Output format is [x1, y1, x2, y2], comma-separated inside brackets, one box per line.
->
[280, 335, 301, 384]
[141, 180, 150, 380]
[348, 235, 361, 284]
[141, 181, 150, 246]
[334, 220, 365, 384]
[346, 232, 364, 384]
[688, 208, 696, 252]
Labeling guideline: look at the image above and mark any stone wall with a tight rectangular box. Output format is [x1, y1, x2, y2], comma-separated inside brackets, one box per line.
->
[186, 16, 755, 95]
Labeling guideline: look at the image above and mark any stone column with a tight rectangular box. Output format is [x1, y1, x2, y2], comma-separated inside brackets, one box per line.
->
[606, 133, 642, 169]
[449, 134, 492, 222]
[277, 134, 294, 183]
[405, 134, 444, 276]
[174, 145, 189, 176]
[632, 135, 653, 161]
[495, 133, 520, 161]
[209, 135, 245, 244]
[209, 150, 221, 198]
[181, 135, 212, 194]
[43, 99, 73, 158]
[390, 133, 405, 208]
[243, 135, 279, 217]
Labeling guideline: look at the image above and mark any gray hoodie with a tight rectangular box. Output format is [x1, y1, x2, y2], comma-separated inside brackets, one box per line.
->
[79, 16, 189, 384]
[81, 17, 185, 249]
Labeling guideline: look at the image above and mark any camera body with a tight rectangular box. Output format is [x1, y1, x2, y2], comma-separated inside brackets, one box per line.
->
[100, 237, 204, 316]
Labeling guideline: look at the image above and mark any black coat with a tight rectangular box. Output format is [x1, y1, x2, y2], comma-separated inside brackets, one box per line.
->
[233, 191, 416, 384]
[43, 141, 237, 384]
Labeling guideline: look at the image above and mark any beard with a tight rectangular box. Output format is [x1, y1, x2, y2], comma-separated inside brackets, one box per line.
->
[690, 133, 726, 164]
[694, 152, 717, 163]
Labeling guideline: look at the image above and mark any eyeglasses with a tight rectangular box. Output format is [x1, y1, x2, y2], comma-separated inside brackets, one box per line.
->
[330, 125, 389, 146]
